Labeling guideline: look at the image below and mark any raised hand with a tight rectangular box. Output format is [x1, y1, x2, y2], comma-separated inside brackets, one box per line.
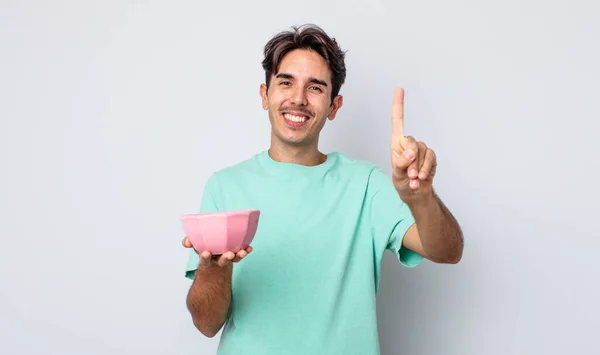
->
[182, 236, 253, 268]
[390, 88, 437, 201]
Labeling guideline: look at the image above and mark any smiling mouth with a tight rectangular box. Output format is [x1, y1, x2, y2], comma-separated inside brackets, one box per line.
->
[283, 113, 310, 123]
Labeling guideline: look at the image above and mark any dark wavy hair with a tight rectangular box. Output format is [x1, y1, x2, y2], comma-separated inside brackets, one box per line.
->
[261, 24, 347, 104]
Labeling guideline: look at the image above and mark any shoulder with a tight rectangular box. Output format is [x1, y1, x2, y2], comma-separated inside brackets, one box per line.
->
[332, 153, 397, 198]
[331, 152, 379, 171]
[332, 152, 390, 181]
[205, 152, 264, 185]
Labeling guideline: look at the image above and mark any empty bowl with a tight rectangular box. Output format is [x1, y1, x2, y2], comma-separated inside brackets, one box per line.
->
[181, 209, 260, 255]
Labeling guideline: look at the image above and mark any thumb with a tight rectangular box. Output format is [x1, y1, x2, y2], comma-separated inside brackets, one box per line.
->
[392, 147, 416, 173]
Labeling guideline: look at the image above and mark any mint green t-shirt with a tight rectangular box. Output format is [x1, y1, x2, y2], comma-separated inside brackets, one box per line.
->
[185, 151, 423, 355]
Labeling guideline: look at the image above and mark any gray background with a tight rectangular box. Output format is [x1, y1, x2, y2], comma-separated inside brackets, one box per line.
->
[1, 1, 599, 354]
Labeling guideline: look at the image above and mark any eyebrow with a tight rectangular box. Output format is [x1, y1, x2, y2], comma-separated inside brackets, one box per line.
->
[275, 73, 328, 87]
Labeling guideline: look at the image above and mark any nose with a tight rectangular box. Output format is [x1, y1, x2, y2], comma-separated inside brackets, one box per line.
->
[290, 86, 308, 106]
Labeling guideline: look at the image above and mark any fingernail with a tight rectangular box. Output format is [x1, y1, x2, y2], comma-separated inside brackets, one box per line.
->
[403, 150, 414, 159]
[410, 169, 418, 178]
[419, 172, 426, 179]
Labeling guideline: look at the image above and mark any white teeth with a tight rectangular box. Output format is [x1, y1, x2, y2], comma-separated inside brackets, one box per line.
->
[284, 113, 307, 122]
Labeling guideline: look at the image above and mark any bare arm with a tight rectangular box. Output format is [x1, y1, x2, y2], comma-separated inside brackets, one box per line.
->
[389, 88, 463, 264]
[186, 262, 232, 337]
[402, 191, 463, 263]
[183, 237, 253, 338]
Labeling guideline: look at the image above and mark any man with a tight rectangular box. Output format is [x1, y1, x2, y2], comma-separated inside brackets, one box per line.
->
[182, 24, 463, 354]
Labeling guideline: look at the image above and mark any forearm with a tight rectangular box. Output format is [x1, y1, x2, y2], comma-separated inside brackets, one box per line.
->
[186, 264, 233, 337]
[407, 191, 463, 263]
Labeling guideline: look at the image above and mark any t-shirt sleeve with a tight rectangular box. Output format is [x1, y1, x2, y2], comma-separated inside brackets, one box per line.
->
[368, 167, 424, 268]
[184, 173, 221, 280]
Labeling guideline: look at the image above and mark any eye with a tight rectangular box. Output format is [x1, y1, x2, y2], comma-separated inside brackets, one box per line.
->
[309, 86, 323, 92]
[279, 81, 291, 86]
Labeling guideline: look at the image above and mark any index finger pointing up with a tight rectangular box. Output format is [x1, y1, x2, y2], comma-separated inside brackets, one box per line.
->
[392, 88, 405, 145]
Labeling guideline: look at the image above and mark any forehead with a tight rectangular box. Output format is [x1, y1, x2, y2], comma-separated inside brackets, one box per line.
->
[276, 49, 331, 84]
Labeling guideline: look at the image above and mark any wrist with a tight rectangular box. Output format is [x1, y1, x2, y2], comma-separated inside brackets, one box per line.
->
[197, 261, 233, 278]
[401, 190, 436, 209]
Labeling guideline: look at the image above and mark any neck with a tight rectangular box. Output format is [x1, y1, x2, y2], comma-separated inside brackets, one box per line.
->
[268, 140, 326, 167]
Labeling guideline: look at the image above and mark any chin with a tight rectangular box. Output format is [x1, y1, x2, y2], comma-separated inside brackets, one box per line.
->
[274, 131, 310, 147]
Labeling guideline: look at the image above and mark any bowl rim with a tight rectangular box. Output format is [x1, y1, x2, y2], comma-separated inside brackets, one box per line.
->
[181, 209, 260, 219]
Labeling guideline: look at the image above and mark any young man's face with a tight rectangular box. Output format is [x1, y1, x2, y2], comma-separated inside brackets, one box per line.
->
[260, 49, 343, 148]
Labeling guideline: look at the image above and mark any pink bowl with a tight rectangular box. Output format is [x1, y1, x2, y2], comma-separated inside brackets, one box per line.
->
[181, 209, 260, 255]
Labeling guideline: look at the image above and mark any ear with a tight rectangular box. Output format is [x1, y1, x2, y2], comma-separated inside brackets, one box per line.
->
[327, 95, 344, 121]
[260, 83, 268, 110]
